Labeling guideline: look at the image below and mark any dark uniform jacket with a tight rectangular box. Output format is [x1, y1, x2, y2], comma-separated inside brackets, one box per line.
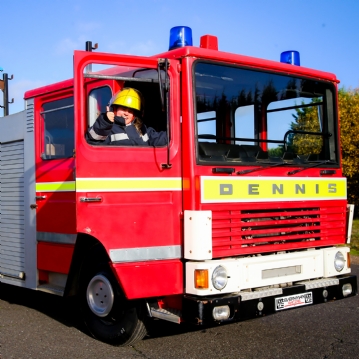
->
[86, 113, 167, 146]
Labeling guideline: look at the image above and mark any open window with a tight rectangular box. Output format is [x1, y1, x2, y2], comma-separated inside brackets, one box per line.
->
[88, 86, 112, 127]
[85, 64, 167, 146]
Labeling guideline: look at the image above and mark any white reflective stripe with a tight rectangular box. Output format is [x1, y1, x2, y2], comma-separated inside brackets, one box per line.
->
[142, 133, 149, 142]
[37, 232, 77, 244]
[110, 245, 182, 263]
[111, 133, 129, 141]
[89, 128, 107, 140]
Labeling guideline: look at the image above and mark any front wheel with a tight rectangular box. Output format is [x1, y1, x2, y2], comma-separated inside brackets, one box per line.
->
[80, 263, 147, 346]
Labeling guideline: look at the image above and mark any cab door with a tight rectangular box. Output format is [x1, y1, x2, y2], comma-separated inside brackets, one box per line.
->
[74, 51, 182, 270]
[34, 91, 77, 284]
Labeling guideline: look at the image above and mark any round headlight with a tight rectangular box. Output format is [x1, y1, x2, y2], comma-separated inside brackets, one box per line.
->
[334, 251, 345, 272]
[211, 265, 228, 290]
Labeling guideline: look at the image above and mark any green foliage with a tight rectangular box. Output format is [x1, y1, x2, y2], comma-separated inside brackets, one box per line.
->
[350, 219, 359, 255]
[268, 146, 284, 157]
[290, 99, 323, 155]
[338, 88, 359, 212]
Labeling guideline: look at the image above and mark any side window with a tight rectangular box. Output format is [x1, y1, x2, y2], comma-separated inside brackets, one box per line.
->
[88, 86, 112, 127]
[41, 97, 74, 159]
[86, 82, 167, 147]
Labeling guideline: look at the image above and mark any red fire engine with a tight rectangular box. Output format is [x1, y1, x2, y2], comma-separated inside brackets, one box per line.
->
[0, 26, 357, 346]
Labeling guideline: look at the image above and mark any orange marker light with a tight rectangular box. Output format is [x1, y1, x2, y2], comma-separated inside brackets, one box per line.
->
[195, 269, 209, 289]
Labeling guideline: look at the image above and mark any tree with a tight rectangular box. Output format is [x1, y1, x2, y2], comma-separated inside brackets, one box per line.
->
[338, 88, 359, 211]
[290, 99, 322, 156]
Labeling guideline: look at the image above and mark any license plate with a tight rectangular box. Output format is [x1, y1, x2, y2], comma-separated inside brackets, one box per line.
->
[275, 292, 313, 311]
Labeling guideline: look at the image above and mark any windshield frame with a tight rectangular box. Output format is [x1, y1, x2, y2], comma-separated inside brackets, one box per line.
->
[193, 60, 340, 168]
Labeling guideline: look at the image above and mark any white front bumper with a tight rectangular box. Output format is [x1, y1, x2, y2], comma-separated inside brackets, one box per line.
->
[185, 247, 351, 296]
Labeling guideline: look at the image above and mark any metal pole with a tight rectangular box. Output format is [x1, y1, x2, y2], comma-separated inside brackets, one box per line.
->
[85, 41, 93, 52]
[85, 41, 98, 73]
[3, 73, 9, 116]
[85, 42, 92, 73]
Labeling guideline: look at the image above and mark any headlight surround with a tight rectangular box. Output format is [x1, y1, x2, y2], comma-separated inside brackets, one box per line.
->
[211, 265, 228, 290]
[334, 251, 345, 272]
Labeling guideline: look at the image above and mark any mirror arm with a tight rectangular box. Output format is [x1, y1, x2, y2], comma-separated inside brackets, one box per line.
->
[159, 59, 172, 169]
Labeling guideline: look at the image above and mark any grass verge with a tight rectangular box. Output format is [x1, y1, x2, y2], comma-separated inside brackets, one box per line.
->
[350, 219, 359, 256]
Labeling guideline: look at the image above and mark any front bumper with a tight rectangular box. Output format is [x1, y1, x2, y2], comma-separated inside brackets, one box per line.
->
[185, 247, 352, 296]
[183, 275, 357, 325]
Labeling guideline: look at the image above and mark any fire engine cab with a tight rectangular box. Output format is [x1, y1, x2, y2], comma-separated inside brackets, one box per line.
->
[0, 26, 357, 346]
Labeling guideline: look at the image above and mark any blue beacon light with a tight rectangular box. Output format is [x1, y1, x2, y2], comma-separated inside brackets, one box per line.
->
[280, 51, 300, 66]
[169, 26, 193, 50]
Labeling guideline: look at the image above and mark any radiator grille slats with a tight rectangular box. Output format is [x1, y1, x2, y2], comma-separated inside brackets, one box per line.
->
[205, 201, 347, 257]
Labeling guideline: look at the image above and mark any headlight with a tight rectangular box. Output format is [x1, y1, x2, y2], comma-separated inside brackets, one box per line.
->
[211, 265, 228, 290]
[213, 305, 230, 320]
[334, 251, 345, 272]
[342, 283, 353, 297]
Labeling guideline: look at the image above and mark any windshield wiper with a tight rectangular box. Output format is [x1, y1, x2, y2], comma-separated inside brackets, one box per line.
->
[237, 161, 292, 175]
[287, 160, 335, 175]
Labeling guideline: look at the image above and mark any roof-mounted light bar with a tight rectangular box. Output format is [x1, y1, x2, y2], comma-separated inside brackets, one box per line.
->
[169, 26, 193, 50]
[280, 50, 300, 66]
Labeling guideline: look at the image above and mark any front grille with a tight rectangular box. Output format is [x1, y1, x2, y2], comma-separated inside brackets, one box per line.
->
[205, 200, 347, 257]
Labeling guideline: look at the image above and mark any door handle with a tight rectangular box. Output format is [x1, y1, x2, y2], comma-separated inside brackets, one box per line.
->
[80, 197, 102, 202]
[36, 195, 47, 200]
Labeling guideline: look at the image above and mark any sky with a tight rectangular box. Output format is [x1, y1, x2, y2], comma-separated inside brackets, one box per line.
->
[1, 0, 359, 115]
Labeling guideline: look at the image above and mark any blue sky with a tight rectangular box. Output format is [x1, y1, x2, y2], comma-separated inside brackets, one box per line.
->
[1, 0, 359, 114]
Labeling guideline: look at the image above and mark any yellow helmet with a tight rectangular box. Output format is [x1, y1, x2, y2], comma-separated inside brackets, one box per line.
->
[110, 88, 141, 111]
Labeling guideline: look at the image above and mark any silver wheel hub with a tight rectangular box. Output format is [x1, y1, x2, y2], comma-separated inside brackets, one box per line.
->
[86, 274, 114, 317]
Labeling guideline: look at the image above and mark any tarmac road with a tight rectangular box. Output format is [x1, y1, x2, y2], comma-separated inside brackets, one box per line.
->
[1, 256, 358, 359]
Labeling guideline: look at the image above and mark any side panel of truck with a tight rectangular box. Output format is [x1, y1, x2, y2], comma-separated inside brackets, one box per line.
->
[0, 100, 37, 288]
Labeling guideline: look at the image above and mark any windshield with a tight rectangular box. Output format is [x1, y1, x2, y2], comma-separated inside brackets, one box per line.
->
[194, 62, 338, 166]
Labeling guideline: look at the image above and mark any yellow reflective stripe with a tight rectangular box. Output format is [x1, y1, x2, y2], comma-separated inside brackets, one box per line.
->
[36, 181, 76, 192]
[201, 176, 347, 203]
[76, 177, 182, 192]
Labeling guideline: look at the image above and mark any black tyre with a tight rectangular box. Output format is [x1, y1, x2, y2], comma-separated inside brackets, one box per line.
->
[80, 262, 147, 346]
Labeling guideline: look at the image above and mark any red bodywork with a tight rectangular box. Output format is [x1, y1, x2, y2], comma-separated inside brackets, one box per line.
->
[25, 44, 346, 300]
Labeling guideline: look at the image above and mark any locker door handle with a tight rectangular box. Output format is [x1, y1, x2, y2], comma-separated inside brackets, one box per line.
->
[36, 195, 47, 200]
[80, 197, 102, 202]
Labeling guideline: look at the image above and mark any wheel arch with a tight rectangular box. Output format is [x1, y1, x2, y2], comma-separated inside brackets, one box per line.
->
[64, 233, 109, 297]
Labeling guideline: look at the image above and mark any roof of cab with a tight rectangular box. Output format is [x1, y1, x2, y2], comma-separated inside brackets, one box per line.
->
[154, 45, 339, 83]
[24, 44, 339, 100]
